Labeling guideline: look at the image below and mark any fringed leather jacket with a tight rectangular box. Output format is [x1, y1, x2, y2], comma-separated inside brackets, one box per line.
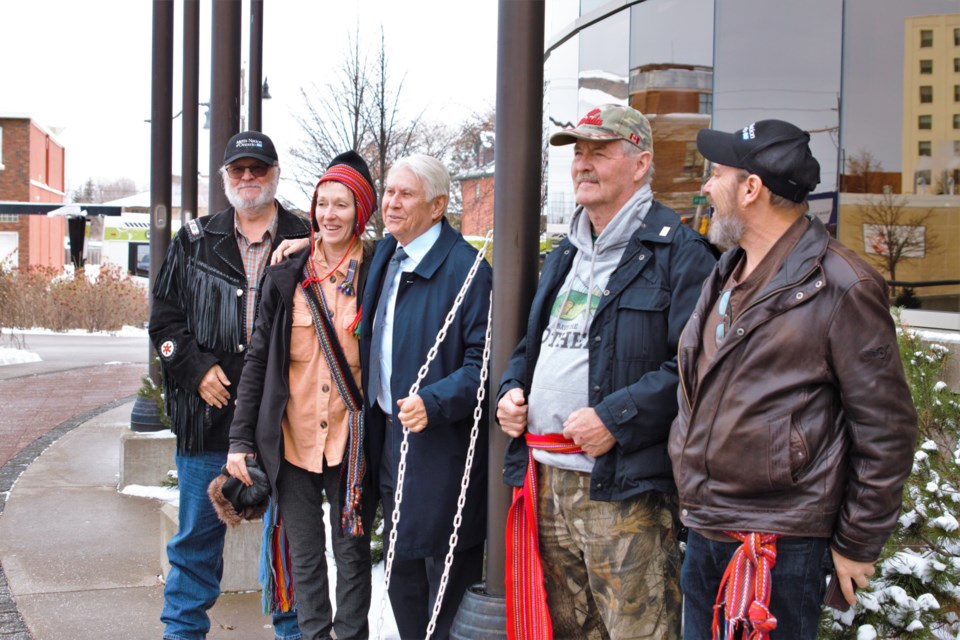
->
[149, 204, 311, 454]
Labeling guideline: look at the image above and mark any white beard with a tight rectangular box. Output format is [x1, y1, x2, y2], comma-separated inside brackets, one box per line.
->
[224, 169, 279, 210]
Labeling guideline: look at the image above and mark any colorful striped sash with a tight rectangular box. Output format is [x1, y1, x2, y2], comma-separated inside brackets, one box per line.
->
[505, 432, 584, 640]
[301, 261, 367, 537]
[712, 532, 779, 640]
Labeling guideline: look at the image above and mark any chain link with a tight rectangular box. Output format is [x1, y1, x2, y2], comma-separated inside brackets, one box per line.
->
[376, 230, 493, 640]
[424, 290, 492, 639]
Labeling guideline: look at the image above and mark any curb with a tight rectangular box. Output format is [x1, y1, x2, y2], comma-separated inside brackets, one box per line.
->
[0, 394, 138, 639]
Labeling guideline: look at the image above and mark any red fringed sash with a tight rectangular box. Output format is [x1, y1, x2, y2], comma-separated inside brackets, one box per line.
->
[505, 432, 584, 640]
[712, 532, 779, 640]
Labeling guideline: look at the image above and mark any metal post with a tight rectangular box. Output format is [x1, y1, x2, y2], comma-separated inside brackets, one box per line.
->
[452, 2, 544, 631]
[208, 0, 242, 214]
[182, 0, 200, 222]
[248, 0, 264, 132]
[486, 0, 545, 600]
[132, 0, 174, 431]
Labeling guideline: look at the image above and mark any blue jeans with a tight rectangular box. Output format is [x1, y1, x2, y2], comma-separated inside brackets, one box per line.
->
[272, 609, 302, 640]
[680, 530, 831, 640]
[162, 451, 228, 640]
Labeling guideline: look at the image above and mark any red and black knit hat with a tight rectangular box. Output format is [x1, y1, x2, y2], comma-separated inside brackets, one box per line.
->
[311, 150, 377, 237]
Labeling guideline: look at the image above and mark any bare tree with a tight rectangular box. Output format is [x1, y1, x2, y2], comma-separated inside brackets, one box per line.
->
[362, 27, 430, 236]
[288, 29, 370, 203]
[845, 149, 887, 194]
[291, 27, 441, 237]
[72, 177, 138, 203]
[859, 190, 938, 295]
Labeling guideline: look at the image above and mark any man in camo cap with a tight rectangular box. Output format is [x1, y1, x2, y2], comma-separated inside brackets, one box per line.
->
[498, 104, 716, 638]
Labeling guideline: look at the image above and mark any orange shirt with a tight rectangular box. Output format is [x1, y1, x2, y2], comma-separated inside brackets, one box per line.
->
[282, 240, 363, 472]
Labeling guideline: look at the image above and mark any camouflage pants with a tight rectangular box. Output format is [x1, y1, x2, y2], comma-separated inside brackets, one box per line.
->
[537, 464, 682, 640]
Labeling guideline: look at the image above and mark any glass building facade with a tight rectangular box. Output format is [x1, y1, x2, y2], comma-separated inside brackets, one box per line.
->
[543, 0, 959, 309]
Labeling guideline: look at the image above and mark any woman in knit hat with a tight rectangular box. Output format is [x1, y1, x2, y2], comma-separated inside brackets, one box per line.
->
[225, 150, 378, 640]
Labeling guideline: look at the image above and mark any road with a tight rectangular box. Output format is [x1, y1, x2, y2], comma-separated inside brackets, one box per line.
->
[0, 332, 149, 380]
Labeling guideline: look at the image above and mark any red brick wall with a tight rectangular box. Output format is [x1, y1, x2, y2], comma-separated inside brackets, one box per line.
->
[460, 176, 495, 237]
[0, 118, 66, 270]
[0, 119, 31, 201]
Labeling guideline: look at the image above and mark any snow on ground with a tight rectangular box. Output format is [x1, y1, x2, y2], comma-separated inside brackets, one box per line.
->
[0, 347, 42, 366]
[1, 325, 148, 337]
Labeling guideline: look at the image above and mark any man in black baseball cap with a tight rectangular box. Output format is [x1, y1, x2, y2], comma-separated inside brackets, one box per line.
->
[669, 121, 917, 639]
[151, 128, 310, 640]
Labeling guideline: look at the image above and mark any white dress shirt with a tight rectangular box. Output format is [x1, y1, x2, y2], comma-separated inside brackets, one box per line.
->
[375, 222, 443, 412]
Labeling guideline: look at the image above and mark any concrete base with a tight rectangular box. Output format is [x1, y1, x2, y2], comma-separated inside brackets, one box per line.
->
[119, 428, 176, 490]
[160, 501, 264, 593]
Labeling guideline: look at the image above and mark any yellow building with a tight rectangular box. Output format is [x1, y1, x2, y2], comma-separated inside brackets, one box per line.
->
[838, 192, 960, 309]
[901, 13, 960, 195]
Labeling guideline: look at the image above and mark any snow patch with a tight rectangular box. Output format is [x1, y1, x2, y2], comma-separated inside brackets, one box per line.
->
[0, 347, 41, 366]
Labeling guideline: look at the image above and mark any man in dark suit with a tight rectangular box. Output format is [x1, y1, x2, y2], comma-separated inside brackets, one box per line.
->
[360, 153, 492, 640]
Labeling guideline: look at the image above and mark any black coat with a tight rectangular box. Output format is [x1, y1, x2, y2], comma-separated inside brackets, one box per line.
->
[228, 244, 374, 503]
[148, 204, 311, 454]
[360, 220, 491, 558]
[501, 201, 716, 501]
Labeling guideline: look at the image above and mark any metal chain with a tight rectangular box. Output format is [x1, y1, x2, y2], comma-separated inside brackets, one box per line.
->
[376, 230, 493, 640]
[424, 290, 492, 639]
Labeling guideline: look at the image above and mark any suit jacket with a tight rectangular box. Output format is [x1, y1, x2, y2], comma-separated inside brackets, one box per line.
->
[360, 219, 491, 558]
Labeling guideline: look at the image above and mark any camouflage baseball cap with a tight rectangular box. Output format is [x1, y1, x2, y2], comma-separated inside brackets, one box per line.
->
[549, 104, 653, 151]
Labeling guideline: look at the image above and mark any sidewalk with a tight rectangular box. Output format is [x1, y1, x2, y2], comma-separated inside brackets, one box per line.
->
[0, 399, 273, 640]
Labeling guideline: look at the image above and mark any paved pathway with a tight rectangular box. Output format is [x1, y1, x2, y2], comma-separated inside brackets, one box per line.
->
[0, 363, 144, 467]
[0, 363, 143, 639]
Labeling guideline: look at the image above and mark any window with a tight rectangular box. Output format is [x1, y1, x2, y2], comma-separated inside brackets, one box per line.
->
[919, 115, 932, 129]
[921, 29, 933, 47]
[955, 114, 960, 129]
[956, 85, 960, 102]
[920, 59, 933, 74]
[920, 86, 933, 103]
[698, 92, 713, 115]
[919, 141, 932, 156]
[955, 27, 960, 46]
[956, 58, 960, 73]
[0, 214, 18, 223]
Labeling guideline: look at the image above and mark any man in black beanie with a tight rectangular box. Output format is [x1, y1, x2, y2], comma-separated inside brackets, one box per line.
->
[150, 131, 311, 640]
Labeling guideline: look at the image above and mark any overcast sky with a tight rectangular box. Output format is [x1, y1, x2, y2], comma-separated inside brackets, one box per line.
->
[0, 0, 498, 200]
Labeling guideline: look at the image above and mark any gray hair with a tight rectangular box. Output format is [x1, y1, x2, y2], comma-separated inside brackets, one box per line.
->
[622, 140, 656, 186]
[388, 154, 450, 202]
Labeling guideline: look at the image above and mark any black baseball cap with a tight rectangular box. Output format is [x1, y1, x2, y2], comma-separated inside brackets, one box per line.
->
[222, 131, 278, 166]
[696, 120, 821, 203]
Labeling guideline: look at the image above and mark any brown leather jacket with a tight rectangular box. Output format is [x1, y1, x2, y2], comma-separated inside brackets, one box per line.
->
[668, 216, 917, 562]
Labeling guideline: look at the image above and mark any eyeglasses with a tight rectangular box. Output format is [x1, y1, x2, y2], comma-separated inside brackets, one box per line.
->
[715, 288, 732, 347]
[225, 163, 270, 179]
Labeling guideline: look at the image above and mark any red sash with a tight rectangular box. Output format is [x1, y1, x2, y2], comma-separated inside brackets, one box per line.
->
[505, 433, 584, 640]
[712, 532, 779, 640]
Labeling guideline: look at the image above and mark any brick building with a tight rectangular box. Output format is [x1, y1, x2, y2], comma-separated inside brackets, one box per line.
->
[0, 115, 67, 270]
[630, 64, 713, 216]
[458, 163, 495, 238]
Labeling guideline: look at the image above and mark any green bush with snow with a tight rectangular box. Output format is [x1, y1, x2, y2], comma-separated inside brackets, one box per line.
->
[820, 318, 960, 639]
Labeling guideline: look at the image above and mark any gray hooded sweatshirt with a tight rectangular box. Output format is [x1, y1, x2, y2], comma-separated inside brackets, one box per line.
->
[527, 185, 654, 472]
